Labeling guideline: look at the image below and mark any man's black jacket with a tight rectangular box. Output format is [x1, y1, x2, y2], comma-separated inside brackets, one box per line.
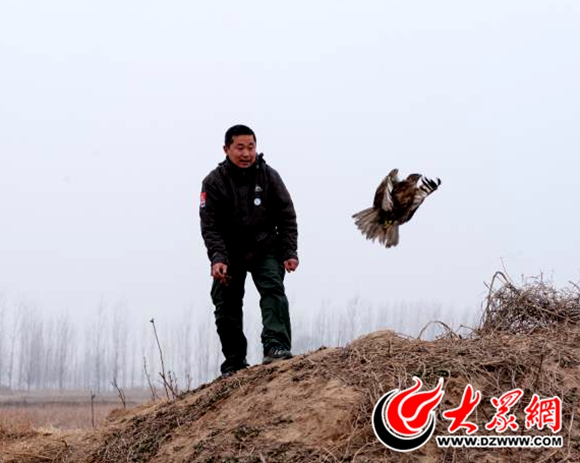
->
[199, 154, 298, 266]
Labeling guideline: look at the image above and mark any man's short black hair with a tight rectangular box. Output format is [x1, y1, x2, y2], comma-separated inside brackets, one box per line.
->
[225, 124, 256, 147]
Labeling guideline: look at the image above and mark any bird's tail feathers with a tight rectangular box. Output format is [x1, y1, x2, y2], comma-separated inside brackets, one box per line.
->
[352, 208, 388, 244]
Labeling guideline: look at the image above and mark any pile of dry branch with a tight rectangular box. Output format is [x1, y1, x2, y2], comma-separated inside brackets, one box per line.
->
[479, 271, 580, 334]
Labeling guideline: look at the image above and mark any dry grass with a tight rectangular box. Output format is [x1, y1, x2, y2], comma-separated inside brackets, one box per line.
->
[0, 389, 149, 432]
[0, 412, 35, 441]
[0, 403, 121, 430]
[0, 393, 148, 462]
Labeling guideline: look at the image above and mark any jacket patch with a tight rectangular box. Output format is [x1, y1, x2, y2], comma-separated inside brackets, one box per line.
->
[200, 191, 206, 208]
[254, 185, 263, 206]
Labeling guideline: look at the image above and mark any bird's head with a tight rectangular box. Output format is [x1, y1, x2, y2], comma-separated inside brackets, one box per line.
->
[406, 173, 422, 184]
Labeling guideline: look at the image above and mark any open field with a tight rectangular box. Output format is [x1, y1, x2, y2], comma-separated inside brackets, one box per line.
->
[0, 389, 150, 430]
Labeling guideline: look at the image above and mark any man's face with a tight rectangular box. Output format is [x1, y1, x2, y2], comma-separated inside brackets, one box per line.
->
[224, 135, 256, 168]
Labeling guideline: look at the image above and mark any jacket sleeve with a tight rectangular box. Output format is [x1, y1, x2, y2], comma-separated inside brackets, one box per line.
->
[199, 178, 229, 265]
[270, 169, 298, 262]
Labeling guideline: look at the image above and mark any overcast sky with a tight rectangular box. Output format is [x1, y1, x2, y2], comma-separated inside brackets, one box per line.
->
[1, 1, 579, 332]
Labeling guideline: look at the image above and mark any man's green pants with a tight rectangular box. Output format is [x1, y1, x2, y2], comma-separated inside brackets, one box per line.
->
[211, 254, 291, 374]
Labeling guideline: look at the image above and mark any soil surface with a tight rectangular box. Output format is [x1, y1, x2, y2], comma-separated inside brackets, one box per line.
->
[1, 328, 578, 462]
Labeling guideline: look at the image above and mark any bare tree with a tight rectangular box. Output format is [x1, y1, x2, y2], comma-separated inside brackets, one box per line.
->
[143, 356, 158, 401]
[8, 305, 21, 390]
[337, 296, 360, 346]
[315, 299, 331, 347]
[82, 324, 93, 389]
[110, 306, 123, 388]
[178, 309, 193, 390]
[193, 310, 222, 385]
[111, 377, 126, 408]
[42, 318, 55, 388]
[90, 390, 96, 427]
[92, 301, 107, 392]
[129, 331, 137, 388]
[0, 292, 6, 387]
[55, 312, 73, 390]
[150, 318, 176, 400]
[19, 306, 44, 391]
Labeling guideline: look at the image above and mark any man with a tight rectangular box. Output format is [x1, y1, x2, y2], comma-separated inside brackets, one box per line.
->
[199, 124, 299, 377]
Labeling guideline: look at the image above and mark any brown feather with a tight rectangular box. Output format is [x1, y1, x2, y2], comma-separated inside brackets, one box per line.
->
[352, 169, 441, 248]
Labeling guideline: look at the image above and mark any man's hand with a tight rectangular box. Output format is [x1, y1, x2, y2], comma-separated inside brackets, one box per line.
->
[211, 262, 230, 285]
[284, 258, 299, 273]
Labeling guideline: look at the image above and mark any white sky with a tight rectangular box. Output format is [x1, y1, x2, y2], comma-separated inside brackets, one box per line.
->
[1, 1, 579, 330]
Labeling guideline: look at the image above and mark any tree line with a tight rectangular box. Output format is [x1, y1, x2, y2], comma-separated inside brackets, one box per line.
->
[0, 294, 470, 393]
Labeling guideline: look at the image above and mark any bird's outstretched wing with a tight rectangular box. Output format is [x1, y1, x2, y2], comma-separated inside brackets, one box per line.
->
[373, 168, 399, 212]
[400, 176, 441, 223]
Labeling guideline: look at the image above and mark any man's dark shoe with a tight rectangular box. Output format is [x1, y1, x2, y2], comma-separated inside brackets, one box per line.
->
[221, 361, 248, 378]
[263, 345, 293, 364]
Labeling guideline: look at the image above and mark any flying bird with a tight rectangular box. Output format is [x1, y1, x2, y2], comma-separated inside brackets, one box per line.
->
[352, 169, 441, 248]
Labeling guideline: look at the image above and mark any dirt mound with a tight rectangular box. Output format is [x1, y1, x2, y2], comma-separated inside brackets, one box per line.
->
[2, 275, 579, 462]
